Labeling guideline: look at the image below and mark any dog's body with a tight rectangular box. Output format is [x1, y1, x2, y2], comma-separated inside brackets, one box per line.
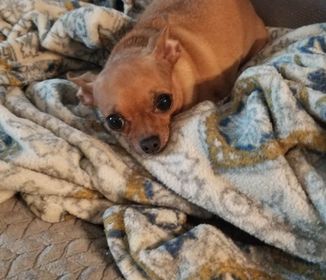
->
[116, 0, 267, 106]
[71, 0, 268, 154]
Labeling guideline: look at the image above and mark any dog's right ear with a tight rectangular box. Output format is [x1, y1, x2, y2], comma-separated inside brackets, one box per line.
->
[67, 72, 97, 107]
[147, 26, 181, 67]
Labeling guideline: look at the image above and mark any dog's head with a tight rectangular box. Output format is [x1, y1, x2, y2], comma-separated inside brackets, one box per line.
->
[69, 27, 182, 155]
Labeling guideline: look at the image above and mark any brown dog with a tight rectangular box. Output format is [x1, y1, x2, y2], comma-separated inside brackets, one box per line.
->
[70, 0, 268, 155]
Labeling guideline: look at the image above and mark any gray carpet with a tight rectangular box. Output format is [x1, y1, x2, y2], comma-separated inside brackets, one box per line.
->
[0, 198, 123, 280]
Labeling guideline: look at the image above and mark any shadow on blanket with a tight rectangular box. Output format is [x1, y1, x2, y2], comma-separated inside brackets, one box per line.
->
[0, 0, 325, 279]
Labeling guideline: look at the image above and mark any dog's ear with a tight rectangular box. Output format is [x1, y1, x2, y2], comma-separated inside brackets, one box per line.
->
[122, 0, 134, 13]
[122, 0, 134, 6]
[67, 72, 97, 107]
[149, 26, 181, 66]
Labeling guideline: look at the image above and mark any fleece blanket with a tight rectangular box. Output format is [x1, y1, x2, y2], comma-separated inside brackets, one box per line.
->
[0, 0, 325, 279]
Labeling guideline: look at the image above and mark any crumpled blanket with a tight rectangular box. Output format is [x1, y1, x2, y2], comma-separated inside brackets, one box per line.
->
[0, 0, 325, 279]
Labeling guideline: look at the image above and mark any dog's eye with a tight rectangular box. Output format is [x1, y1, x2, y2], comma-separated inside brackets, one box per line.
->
[155, 94, 172, 112]
[106, 114, 125, 130]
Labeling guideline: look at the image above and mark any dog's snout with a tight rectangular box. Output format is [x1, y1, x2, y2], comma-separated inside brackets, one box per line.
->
[140, 135, 161, 154]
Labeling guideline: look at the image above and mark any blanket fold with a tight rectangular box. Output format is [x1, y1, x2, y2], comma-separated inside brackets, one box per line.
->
[0, 0, 325, 279]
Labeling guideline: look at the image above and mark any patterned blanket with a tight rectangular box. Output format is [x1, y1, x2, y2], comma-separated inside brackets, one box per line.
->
[0, 0, 325, 279]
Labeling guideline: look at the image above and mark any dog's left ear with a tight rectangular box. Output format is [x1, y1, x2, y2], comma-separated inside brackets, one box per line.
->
[150, 26, 181, 66]
[67, 72, 97, 107]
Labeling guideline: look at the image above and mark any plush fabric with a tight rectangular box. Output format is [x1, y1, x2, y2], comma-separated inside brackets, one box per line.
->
[0, 0, 325, 279]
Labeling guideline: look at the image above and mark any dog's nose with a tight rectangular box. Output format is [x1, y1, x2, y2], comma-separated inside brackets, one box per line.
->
[140, 135, 161, 154]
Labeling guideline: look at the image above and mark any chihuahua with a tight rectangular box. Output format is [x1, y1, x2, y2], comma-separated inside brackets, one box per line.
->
[69, 0, 268, 155]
